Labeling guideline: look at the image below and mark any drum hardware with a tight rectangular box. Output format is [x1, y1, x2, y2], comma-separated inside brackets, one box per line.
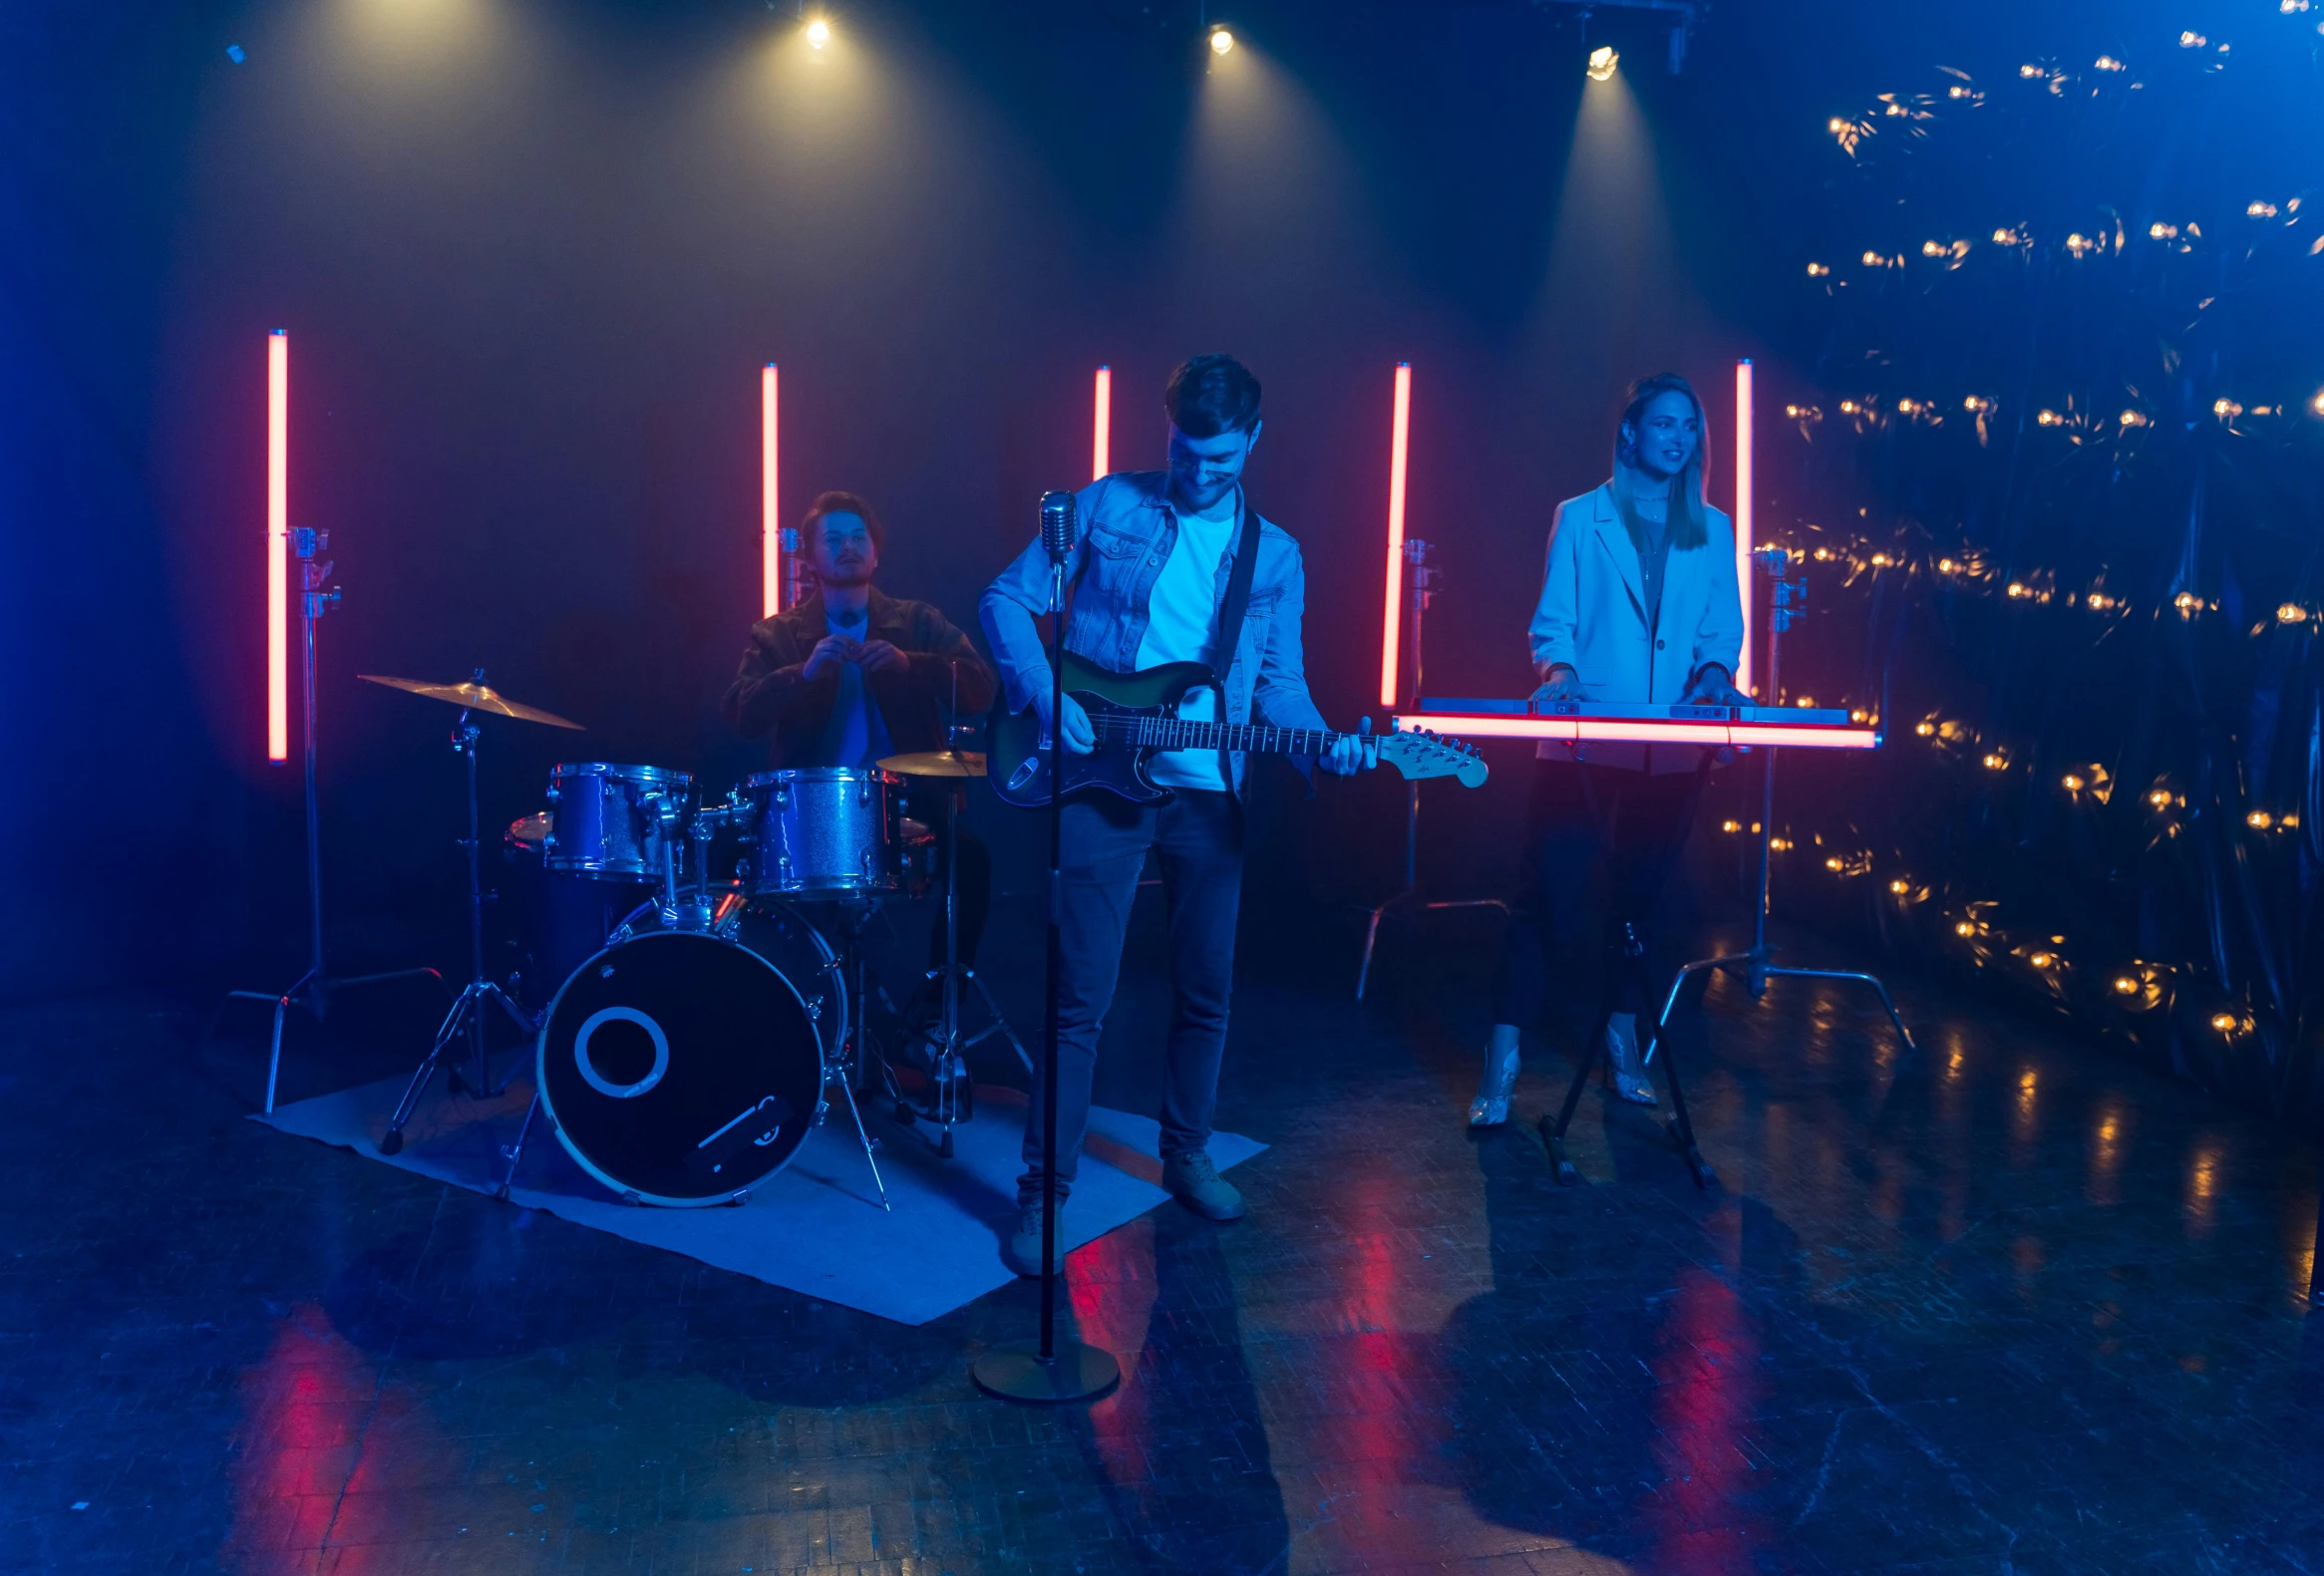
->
[375, 671, 581, 1156]
[210, 534, 448, 1114]
[873, 729, 1032, 1161]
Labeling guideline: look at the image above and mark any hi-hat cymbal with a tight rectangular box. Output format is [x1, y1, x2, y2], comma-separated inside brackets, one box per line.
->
[877, 750, 986, 779]
[360, 674, 584, 730]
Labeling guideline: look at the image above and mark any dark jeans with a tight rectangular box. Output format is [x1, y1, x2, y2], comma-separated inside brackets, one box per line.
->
[1493, 759, 1704, 1029]
[1019, 788, 1244, 1205]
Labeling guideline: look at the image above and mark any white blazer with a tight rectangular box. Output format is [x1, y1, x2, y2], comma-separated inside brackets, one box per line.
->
[1526, 481, 1745, 770]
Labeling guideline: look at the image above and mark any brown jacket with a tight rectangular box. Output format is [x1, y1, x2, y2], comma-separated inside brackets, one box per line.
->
[720, 588, 996, 768]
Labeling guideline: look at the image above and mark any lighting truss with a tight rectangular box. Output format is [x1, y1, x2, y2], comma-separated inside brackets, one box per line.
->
[1531, 0, 1706, 75]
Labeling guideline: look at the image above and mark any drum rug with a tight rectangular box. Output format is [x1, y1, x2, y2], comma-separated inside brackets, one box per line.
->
[252, 1076, 1265, 1326]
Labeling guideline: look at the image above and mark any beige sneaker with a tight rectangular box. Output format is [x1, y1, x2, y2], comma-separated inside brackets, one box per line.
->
[1003, 1202, 1061, 1277]
[1162, 1150, 1246, 1220]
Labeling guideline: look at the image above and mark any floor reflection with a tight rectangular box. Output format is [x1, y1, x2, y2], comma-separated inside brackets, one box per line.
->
[221, 1301, 393, 1573]
[1065, 1213, 1290, 1573]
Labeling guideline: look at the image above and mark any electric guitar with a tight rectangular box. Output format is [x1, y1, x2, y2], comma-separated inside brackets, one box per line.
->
[988, 652, 1489, 808]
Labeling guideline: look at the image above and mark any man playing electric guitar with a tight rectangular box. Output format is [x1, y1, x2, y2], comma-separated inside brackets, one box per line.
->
[980, 354, 1374, 1276]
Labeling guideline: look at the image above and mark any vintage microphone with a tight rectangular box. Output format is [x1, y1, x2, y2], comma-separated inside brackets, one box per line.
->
[973, 489, 1121, 1405]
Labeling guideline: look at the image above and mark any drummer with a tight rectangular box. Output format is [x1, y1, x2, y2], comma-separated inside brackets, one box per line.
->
[722, 490, 998, 973]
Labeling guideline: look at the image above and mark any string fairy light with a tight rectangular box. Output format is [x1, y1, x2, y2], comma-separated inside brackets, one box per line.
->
[1767, 58, 2324, 1056]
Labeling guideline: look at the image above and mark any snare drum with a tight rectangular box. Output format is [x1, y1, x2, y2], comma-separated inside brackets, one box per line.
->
[741, 768, 906, 895]
[543, 764, 691, 881]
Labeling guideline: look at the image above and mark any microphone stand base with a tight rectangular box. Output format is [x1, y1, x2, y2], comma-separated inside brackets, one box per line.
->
[972, 1340, 1121, 1405]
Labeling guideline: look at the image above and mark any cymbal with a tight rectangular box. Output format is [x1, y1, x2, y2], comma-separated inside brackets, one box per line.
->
[877, 750, 986, 779]
[360, 674, 584, 730]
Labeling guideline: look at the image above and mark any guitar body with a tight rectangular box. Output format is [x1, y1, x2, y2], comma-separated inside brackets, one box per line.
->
[988, 653, 1216, 808]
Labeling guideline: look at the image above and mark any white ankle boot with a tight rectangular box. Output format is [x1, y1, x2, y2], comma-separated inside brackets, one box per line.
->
[1468, 1027, 1521, 1127]
[1605, 1014, 1657, 1106]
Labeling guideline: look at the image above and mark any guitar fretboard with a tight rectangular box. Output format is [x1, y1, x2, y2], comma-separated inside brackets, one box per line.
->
[1091, 714, 1341, 757]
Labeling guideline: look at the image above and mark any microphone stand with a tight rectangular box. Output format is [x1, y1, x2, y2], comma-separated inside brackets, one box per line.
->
[208, 527, 446, 1112]
[974, 494, 1121, 1406]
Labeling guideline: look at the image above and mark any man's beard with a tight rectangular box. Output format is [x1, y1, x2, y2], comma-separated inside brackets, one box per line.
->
[1169, 474, 1233, 511]
[820, 563, 873, 588]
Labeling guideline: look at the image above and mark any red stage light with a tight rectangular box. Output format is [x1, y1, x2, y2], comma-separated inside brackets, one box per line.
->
[1735, 358, 1755, 694]
[1391, 713, 1878, 750]
[1092, 365, 1112, 480]
[1379, 362, 1412, 708]
[267, 330, 288, 763]
[762, 363, 782, 617]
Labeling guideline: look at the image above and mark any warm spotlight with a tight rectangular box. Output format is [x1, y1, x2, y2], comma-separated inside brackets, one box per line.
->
[1586, 45, 1618, 81]
[1209, 26, 1234, 55]
[805, 17, 830, 48]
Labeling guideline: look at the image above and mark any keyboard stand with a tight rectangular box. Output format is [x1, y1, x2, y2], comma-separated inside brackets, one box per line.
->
[1355, 779, 1508, 999]
[1356, 538, 1508, 999]
[1539, 547, 1915, 1190]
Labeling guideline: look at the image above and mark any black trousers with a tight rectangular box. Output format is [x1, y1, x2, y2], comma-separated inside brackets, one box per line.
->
[1492, 759, 1705, 1029]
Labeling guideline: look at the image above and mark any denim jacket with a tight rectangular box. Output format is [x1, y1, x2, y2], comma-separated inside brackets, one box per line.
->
[979, 471, 1330, 794]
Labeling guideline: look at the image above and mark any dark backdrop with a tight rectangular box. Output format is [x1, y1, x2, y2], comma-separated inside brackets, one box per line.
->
[2, 0, 2178, 999]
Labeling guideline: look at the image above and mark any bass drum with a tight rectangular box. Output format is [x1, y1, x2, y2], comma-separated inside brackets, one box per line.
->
[535, 920, 837, 1206]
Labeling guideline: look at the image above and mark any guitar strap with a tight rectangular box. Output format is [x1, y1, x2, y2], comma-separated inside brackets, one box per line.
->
[1207, 492, 1265, 788]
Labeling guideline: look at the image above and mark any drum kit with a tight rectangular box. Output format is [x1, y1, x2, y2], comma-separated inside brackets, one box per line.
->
[360, 672, 1023, 1215]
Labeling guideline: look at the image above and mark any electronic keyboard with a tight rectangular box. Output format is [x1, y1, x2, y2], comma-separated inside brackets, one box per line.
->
[1395, 698, 1880, 750]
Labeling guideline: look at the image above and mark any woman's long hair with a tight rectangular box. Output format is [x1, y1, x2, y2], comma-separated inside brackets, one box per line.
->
[1608, 373, 1711, 552]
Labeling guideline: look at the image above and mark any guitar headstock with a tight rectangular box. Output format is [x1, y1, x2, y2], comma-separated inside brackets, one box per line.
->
[1376, 728, 1489, 788]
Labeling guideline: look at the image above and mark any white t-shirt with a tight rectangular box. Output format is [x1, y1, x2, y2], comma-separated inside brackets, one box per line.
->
[1134, 503, 1237, 791]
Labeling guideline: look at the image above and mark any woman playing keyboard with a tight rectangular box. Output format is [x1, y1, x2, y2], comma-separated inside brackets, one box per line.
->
[1470, 373, 1748, 1125]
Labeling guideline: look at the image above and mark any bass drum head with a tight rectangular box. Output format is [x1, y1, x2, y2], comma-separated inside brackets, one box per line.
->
[536, 931, 826, 1206]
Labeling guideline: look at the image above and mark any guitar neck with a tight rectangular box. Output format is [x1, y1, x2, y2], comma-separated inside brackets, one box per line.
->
[1091, 714, 1341, 757]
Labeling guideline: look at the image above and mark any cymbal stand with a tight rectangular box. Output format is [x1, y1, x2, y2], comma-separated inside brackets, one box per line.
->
[881, 749, 1031, 1161]
[211, 527, 444, 1113]
[1542, 547, 1916, 1189]
[381, 678, 537, 1155]
[1356, 538, 1508, 999]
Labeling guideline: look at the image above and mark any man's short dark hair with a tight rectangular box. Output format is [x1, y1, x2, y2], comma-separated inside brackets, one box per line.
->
[1163, 355, 1262, 438]
[801, 489, 885, 553]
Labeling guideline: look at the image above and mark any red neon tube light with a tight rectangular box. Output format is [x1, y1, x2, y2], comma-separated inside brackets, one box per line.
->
[1379, 362, 1412, 708]
[1735, 358, 1755, 694]
[1390, 713, 1878, 751]
[1092, 365, 1112, 480]
[267, 330, 289, 763]
[762, 364, 782, 617]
